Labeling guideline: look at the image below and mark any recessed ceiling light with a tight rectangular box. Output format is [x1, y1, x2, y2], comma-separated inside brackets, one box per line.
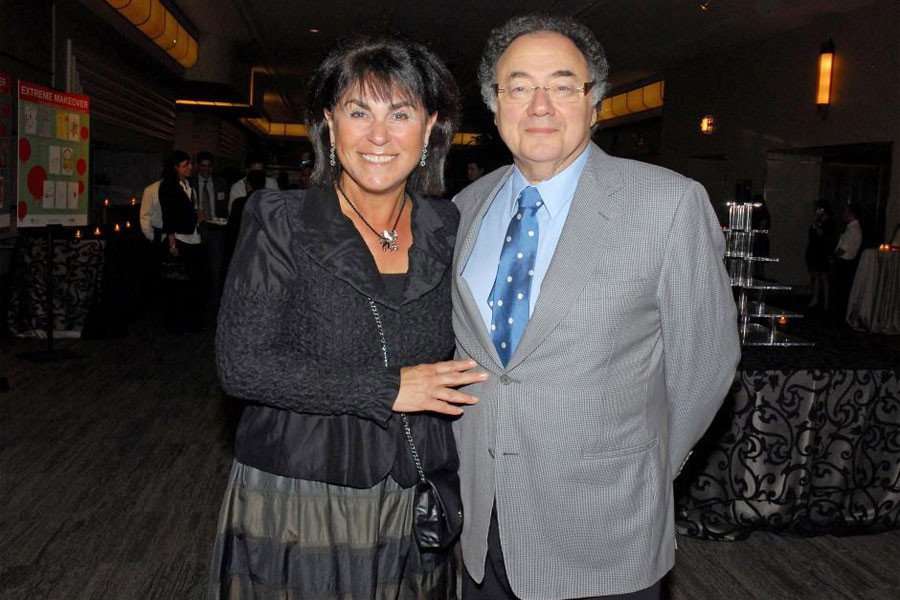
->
[309, 28, 320, 33]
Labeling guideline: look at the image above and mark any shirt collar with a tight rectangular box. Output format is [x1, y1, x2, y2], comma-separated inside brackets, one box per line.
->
[507, 145, 590, 219]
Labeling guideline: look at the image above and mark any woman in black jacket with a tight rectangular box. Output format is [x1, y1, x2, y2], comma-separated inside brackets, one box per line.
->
[158, 149, 204, 332]
[208, 37, 484, 599]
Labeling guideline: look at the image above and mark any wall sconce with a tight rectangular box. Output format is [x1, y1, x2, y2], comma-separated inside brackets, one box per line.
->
[816, 39, 835, 118]
[700, 115, 716, 134]
[104, 0, 198, 68]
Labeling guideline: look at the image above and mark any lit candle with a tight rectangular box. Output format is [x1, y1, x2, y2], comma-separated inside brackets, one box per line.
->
[93, 227, 101, 236]
[125, 221, 132, 229]
[75, 229, 82, 239]
[114, 223, 121, 233]
[777, 316, 788, 326]
[130, 198, 137, 206]
[103, 198, 110, 207]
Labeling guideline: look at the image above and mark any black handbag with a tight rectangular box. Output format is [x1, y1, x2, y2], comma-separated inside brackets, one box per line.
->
[367, 298, 464, 551]
[401, 414, 464, 550]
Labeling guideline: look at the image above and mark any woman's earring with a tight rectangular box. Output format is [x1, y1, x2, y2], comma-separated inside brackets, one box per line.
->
[329, 143, 336, 168]
[420, 144, 428, 168]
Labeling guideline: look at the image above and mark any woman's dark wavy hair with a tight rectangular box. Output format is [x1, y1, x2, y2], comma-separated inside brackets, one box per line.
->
[479, 14, 609, 113]
[306, 35, 460, 196]
[162, 150, 191, 182]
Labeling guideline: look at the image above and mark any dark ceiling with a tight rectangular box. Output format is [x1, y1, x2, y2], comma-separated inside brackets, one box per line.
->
[97, 0, 886, 132]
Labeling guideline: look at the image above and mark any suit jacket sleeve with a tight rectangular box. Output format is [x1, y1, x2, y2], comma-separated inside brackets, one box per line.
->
[215, 192, 398, 425]
[658, 181, 740, 476]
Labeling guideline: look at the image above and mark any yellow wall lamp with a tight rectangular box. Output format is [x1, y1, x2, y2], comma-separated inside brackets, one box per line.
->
[104, 0, 198, 68]
[816, 39, 835, 119]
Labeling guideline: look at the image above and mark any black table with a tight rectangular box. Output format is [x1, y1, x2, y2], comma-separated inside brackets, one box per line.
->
[676, 368, 900, 540]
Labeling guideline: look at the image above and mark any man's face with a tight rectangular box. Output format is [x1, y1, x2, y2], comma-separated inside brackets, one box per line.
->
[197, 159, 213, 178]
[493, 31, 595, 182]
[298, 167, 313, 189]
[466, 162, 484, 182]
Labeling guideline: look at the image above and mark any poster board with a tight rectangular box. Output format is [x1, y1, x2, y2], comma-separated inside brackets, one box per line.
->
[16, 80, 90, 227]
[0, 71, 11, 230]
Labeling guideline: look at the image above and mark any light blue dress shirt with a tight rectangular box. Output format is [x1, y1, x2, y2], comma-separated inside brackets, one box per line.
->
[462, 146, 590, 332]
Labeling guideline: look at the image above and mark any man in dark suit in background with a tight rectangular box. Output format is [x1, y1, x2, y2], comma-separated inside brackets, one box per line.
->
[193, 151, 230, 307]
[193, 151, 229, 221]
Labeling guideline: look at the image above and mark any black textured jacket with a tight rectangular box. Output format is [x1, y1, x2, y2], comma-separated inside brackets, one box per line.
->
[216, 186, 460, 488]
[159, 177, 198, 235]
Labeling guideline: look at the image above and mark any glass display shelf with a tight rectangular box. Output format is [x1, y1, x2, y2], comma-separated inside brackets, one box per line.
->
[726, 201, 811, 347]
[744, 302, 803, 318]
[724, 253, 779, 262]
[730, 281, 792, 291]
[739, 322, 815, 347]
[723, 228, 769, 235]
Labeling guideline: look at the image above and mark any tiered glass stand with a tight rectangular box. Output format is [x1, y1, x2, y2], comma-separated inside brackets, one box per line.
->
[725, 202, 812, 347]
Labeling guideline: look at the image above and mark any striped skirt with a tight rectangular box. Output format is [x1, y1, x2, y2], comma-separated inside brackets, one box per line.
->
[208, 460, 456, 600]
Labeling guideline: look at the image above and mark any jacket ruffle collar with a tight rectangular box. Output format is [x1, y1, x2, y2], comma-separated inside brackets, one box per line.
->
[287, 185, 454, 309]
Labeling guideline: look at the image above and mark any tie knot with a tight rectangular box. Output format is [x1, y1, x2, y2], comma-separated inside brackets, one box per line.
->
[518, 187, 542, 212]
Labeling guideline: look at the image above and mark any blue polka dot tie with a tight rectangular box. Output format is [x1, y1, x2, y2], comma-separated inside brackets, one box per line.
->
[489, 186, 542, 365]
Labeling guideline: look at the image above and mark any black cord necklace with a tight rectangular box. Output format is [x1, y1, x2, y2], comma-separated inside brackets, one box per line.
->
[336, 184, 408, 252]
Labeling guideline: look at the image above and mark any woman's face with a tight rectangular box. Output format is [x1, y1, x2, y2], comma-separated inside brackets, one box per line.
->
[175, 159, 193, 182]
[325, 85, 436, 199]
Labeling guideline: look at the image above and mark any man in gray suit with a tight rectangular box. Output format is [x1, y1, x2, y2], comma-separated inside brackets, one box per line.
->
[452, 14, 741, 600]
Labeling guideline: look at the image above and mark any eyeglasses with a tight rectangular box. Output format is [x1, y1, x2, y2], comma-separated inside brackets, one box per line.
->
[493, 81, 595, 104]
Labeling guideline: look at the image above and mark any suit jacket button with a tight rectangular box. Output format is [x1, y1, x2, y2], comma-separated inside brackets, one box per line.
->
[500, 375, 511, 385]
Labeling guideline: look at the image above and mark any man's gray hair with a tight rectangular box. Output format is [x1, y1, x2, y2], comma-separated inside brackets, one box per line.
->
[478, 14, 609, 113]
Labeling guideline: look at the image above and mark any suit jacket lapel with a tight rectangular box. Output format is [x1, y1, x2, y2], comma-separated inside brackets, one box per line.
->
[506, 145, 624, 370]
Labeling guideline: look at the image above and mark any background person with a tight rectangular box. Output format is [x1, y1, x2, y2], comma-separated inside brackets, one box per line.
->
[223, 169, 266, 268]
[831, 203, 863, 320]
[805, 200, 836, 311]
[227, 154, 278, 211]
[193, 151, 229, 220]
[158, 150, 205, 333]
[466, 157, 486, 183]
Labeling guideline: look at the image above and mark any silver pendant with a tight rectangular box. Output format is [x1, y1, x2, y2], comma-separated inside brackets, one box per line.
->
[380, 229, 399, 252]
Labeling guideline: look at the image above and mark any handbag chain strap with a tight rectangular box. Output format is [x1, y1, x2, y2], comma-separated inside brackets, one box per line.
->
[367, 297, 428, 485]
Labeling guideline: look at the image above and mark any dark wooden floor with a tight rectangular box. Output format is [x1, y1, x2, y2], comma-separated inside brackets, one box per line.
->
[1, 314, 898, 599]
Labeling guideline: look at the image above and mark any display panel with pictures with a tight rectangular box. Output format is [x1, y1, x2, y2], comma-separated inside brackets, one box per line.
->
[16, 80, 90, 227]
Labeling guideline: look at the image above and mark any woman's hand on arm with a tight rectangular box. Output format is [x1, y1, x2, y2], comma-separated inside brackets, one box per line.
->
[394, 359, 486, 416]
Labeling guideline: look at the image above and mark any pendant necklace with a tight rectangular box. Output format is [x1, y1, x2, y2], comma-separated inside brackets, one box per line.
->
[336, 184, 408, 252]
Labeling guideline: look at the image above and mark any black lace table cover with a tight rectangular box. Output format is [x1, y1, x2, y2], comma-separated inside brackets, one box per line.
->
[676, 369, 900, 540]
[7, 236, 106, 337]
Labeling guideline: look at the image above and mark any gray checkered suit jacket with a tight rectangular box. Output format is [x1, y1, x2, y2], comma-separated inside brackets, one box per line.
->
[452, 144, 741, 599]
